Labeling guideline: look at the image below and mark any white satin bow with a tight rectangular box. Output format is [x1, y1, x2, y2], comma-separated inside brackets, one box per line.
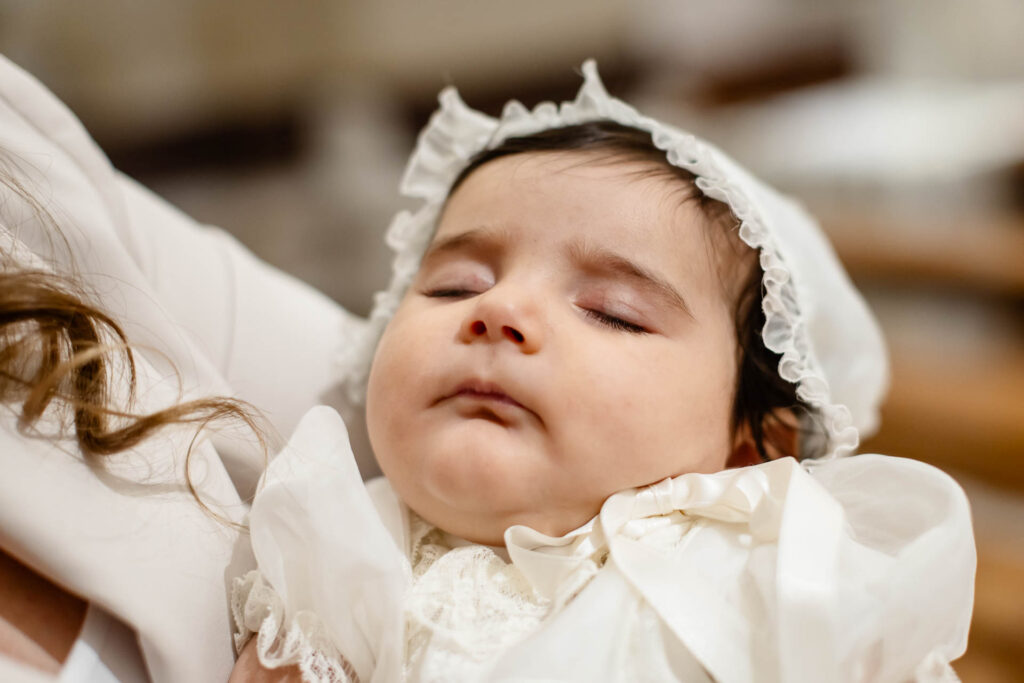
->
[504, 458, 846, 682]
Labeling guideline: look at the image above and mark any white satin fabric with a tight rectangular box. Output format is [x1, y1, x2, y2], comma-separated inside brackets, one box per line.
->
[58, 607, 150, 683]
[236, 407, 975, 683]
[0, 55, 359, 681]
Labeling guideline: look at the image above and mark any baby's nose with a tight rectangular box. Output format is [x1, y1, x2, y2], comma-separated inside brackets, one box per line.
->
[470, 319, 526, 344]
[461, 298, 542, 353]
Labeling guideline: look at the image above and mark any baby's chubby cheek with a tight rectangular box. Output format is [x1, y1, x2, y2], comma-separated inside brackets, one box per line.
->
[576, 369, 730, 482]
[364, 331, 412, 469]
[553, 373, 661, 479]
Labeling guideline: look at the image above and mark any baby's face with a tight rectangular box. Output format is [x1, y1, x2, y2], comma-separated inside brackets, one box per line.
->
[366, 152, 741, 545]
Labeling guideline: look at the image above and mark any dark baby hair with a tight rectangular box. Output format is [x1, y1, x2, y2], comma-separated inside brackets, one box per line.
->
[448, 121, 820, 462]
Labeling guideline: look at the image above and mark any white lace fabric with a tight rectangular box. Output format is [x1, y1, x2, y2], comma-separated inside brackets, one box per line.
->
[403, 518, 552, 680]
[232, 500, 554, 683]
[233, 407, 974, 683]
[232, 571, 361, 683]
[334, 60, 888, 460]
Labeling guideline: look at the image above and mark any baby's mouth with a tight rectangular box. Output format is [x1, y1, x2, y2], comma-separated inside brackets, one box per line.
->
[454, 385, 522, 407]
[437, 379, 539, 423]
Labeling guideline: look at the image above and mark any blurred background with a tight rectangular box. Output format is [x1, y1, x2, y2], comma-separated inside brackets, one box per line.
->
[2, 1, 1022, 679]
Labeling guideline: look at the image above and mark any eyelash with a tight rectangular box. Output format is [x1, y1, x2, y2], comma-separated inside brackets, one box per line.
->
[424, 288, 649, 335]
[584, 309, 648, 334]
[424, 288, 475, 299]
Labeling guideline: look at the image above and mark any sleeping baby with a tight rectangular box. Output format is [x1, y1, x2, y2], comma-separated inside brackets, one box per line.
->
[230, 62, 975, 683]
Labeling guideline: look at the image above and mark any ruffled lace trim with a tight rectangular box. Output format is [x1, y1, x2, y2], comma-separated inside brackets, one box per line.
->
[403, 515, 554, 681]
[231, 570, 361, 683]
[335, 59, 880, 459]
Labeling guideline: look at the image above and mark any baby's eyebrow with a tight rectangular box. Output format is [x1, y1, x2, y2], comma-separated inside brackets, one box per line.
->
[568, 242, 694, 319]
[421, 227, 504, 264]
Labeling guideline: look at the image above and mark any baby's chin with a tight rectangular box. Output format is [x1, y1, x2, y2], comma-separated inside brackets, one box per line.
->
[377, 439, 594, 543]
[402, 492, 603, 547]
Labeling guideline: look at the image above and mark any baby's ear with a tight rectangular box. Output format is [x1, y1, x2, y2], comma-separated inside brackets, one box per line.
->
[727, 410, 800, 468]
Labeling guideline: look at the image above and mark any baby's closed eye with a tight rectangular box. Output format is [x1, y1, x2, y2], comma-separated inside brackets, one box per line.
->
[574, 287, 658, 335]
[424, 287, 479, 299]
[579, 307, 648, 334]
[418, 261, 495, 300]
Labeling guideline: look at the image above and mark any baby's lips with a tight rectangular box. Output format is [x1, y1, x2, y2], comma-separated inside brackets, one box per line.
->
[438, 376, 542, 423]
[452, 378, 522, 406]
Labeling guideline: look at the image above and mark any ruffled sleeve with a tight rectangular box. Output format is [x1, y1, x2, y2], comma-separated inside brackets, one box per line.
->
[232, 570, 359, 682]
[232, 407, 409, 683]
[806, 455, 975, 682]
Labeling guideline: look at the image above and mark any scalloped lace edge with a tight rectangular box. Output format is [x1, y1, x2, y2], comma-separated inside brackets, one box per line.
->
[231, 570, 361, 683]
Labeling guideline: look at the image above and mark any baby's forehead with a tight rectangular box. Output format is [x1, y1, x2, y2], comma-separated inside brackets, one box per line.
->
[446, 151, 705, 221]
[442, 150, 749, 274]
[432, 151, 753, 308]
[488, 149, 699, 192]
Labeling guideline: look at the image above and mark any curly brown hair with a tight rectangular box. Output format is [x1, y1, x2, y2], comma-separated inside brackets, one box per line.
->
[0, 161, 264, 522]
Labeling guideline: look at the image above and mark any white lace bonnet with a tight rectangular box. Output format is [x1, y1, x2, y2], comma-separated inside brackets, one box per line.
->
[336, 60, 888, 460]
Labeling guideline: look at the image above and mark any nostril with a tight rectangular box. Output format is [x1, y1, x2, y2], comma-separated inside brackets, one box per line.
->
[503, 326, 525, 343]
[470, 320, 487, 335]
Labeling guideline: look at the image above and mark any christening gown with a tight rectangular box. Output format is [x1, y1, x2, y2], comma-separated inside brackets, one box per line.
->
[232, 407, 974, 683]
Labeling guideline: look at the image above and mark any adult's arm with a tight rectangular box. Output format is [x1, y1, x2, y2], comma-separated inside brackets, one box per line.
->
[0, 548, 85, 674]
[1, 54, 327, 680]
